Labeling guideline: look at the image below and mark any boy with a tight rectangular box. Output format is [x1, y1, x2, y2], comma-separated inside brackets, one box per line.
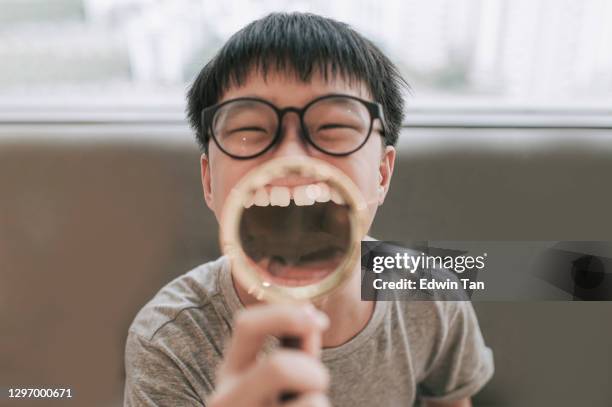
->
[124, 12, 493, 407]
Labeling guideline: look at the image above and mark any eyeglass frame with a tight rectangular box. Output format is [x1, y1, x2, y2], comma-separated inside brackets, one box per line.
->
[201, 93, 388, 160]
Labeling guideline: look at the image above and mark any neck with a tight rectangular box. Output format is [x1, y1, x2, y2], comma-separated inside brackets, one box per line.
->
[232, 260, 375, 349]
[312, 266, 375, 348]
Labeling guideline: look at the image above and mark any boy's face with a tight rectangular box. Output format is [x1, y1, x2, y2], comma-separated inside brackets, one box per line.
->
[200, 69, 396, 237]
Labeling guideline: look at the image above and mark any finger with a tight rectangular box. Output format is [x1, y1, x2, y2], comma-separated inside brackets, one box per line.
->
[216, 349, 329, 406]
[250, 350, 329, 397]
[303, 328, 322, 359]
[283, 393, 331, 407]
[222, 303, 329, 375]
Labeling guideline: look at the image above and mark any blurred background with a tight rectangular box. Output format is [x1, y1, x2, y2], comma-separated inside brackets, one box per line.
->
[1, 0, 611, 406]
[2, 0, 612, 108]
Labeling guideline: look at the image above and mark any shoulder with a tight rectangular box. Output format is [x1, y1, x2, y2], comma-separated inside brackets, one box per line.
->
[389, 300, 478, 361]
[128, 256, 231, 342]
[124, 257, 233, 397]
[393, 300, 477, 338]
[411, 300, 494, 399]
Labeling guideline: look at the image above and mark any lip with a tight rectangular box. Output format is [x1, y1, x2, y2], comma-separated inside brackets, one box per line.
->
[264, 175, 320, 188]
[251, 256, 339, 287]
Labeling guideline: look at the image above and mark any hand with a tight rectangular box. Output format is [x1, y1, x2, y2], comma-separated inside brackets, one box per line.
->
[208, 303, 331, 407]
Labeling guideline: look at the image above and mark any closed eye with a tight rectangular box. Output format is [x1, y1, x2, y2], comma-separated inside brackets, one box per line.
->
[227, 126, 268, 134]
[317, 123, 358, 131]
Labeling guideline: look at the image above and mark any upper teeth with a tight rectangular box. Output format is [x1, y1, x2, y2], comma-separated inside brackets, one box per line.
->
[253, 188, 270, 206]
[315, 183, 331, 203]
[245, 183, 344, 207]
[270, 186, 290, 207]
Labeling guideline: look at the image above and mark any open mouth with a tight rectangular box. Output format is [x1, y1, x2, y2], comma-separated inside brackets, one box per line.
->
[239, 180, 351, 287]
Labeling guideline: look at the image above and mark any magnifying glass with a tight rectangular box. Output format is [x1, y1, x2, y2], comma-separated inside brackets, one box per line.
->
[219, 156, 368, 401]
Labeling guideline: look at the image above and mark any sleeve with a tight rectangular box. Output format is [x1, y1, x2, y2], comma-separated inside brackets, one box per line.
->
[418, 301, 494, 402]
[123, 331, 205, 407]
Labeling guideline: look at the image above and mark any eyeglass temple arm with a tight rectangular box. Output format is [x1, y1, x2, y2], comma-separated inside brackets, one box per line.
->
[373, 104, 389, 137]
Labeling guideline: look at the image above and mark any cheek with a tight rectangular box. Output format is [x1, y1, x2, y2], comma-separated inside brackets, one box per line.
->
[342, 148, 381, 199]
[323, 156, 379, 209]
[209, 171, 229, 213]
[209, 156, 264, 214]
[211, 168, 239, 212]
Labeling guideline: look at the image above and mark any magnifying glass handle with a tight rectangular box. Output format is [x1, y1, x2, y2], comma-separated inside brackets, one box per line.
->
[279, 335, 302, 403]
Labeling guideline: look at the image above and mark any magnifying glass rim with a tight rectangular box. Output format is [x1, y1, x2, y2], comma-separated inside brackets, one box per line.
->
[220, 156, 366, 303]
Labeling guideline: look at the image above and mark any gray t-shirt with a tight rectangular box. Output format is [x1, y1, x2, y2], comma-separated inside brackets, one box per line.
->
[124, 256, 494, 406]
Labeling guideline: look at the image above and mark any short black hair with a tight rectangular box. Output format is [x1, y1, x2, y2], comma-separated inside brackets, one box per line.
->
[186, 12, 408, 153]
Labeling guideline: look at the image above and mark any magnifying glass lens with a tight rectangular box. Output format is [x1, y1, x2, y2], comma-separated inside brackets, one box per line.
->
[221, 157, 365, 301]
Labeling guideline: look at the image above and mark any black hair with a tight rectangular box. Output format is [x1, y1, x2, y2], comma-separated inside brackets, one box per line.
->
[186, 12, 408, 153]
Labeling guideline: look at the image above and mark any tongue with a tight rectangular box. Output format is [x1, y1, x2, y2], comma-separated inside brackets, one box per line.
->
[255, 255, 340, 286]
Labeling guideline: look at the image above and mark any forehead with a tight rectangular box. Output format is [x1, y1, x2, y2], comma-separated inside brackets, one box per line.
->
[219, 68, 372, 107]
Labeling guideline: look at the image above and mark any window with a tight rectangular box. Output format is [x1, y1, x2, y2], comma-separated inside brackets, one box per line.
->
[1, 0, 611, 124]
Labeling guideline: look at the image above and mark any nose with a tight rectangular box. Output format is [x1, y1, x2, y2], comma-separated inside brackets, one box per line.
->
[270, 112, 312, 158]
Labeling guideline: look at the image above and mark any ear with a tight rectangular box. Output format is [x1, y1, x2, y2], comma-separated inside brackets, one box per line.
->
[377, 146, 396, 205]
[200, 153, 215, 211]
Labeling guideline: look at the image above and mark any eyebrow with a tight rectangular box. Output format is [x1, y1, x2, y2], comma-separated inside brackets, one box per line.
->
[222, 93, 373, 108]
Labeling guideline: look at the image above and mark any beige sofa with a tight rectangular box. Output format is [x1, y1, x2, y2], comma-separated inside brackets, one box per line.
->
[1, 127, 611, 406]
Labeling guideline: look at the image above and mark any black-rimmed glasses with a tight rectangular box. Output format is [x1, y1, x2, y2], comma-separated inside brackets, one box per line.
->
[201, 94, 387, 159]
